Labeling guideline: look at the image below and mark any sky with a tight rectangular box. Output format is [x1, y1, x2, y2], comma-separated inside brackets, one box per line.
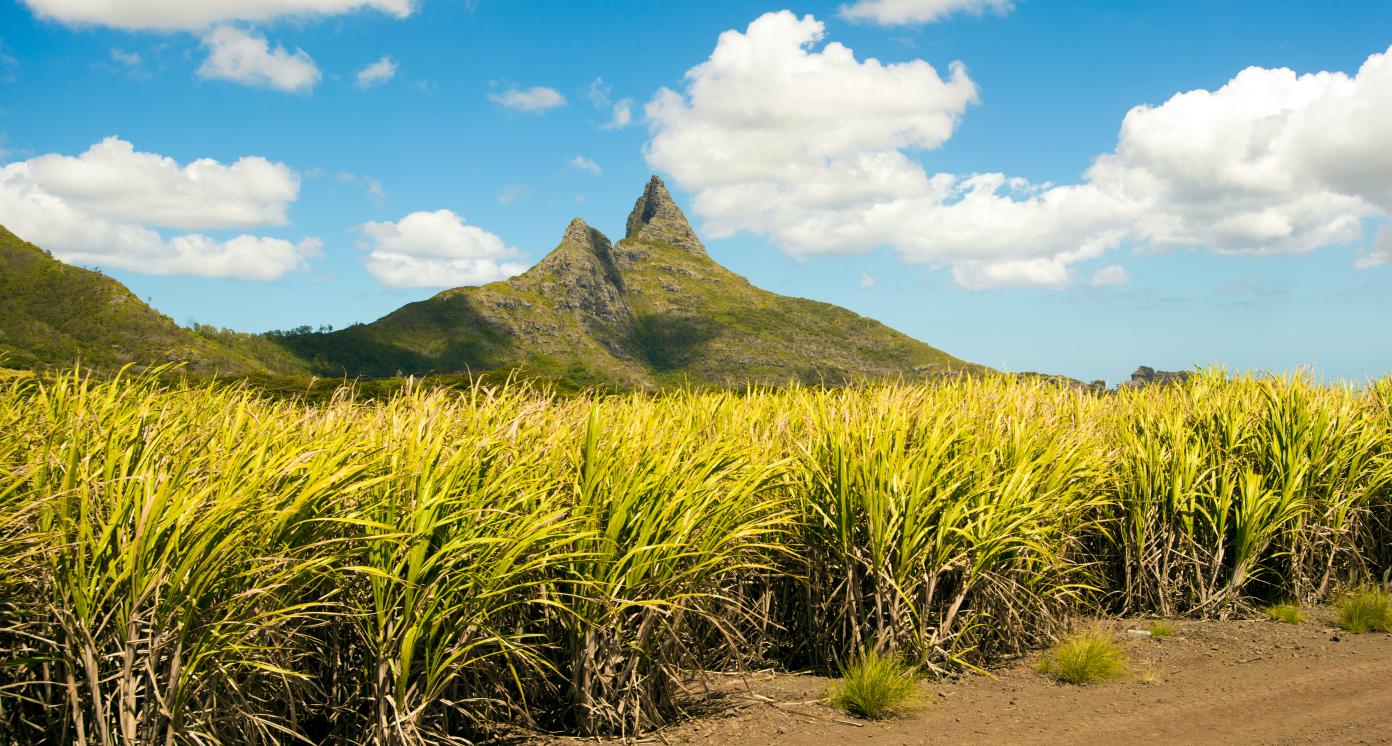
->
[1, 0, 1390, 385]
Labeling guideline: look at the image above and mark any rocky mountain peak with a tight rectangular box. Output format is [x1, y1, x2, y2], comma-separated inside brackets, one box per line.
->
[561, 217, 607, 252]
[512, 216, 631, 329]
[624, 175, 705, 255]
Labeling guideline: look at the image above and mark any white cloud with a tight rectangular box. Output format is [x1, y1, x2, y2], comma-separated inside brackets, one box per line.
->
[489, 85, 566, 113]
[568, 156, 602, 175]
[840, 0, 1014, 26]
[355, 55, 396, 89]
[858, 272, 875, 288]
[0, 138, 316, 280]
[1356, 224, 1392, 269]
[19, 0, 413, 31]
[647, 14, 1392, 289]
[65, 234, 320, 280]
[952, 257, 1071, 291]
[21, 136, 298, 229]
[1090, 264, 1130, 287]
[360, 210, 527, 288]
[198, 26, 321, 93]
[1085, 57, 1392, 256]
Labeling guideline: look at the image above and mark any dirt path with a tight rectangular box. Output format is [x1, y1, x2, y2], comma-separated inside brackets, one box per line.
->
[540, 607, 1392, 745]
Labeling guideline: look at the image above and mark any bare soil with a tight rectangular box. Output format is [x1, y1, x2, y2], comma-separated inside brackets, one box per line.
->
[535, 607, 1392, 745]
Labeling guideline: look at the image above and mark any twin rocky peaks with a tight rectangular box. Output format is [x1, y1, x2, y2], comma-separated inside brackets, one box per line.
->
[284, 176, 970, 387]
[0, 176, 972, 388]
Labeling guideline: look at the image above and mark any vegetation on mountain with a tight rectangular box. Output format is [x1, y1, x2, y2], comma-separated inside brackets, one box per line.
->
[0, 225, 308, 376]
[274, 176, 973, 387]
[1, 177, 972, 388]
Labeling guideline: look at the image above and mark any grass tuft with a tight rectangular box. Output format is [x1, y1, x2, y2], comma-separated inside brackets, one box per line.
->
[827, 651, 923, 720]
[1335, 588, 1392, 633]
[1036, 630, 1129, 685]
[1147, 621, 1176, 638]
[1264, 602, 1304, 625]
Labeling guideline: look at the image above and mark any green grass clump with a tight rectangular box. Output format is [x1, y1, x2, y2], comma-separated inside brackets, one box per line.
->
[1037, 630, 1129, 684]
[1147, 621, 1176, 638]
[827, 652, 923, 720]
[1335, 588, 1392, 633]
[1264, 603, 1304, 624]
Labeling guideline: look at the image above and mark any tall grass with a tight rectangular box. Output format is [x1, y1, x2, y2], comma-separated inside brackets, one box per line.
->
[0, 367, 1388, 741]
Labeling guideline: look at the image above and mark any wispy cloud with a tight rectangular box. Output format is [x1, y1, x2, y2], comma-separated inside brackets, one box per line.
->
[18, 0, 415, 31]
[839, 0, 1014, 26]
[355, 56, 397, 89]
[337, 171, 386, 205]
[587, 77, 634, 128]
[110, 48, 142, 67]
[497, 184, 530, 205]
[0, 40, 18, 83]
[1090, 265, 1129, 288]
[568, 156, 602, 175]
[489, 85, 565, 113]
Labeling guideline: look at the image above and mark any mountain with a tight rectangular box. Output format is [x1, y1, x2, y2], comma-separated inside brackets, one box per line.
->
[0, 225, 306, 375]
[278, 177, 973, 387]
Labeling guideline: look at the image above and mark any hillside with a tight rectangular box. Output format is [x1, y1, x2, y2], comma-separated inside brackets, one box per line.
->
[0, 225, 307, 376]
[278, 177, 973, 387]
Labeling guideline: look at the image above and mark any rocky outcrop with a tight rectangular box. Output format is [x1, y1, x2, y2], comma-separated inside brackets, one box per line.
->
[622, 175, 706, 256]
[277, 175, 973, 388]
[1121, 366, 1192, 388]
[516, 218, 632, 327]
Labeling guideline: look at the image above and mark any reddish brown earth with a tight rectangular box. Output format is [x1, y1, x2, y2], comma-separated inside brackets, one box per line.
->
[535, 607, 1392, 745]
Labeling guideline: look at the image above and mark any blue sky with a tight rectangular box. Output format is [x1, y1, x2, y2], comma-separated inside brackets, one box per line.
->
[1, 0, 1390, 384]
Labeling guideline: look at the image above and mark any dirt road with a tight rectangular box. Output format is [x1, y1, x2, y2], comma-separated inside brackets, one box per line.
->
[543, 607, 1392, 745]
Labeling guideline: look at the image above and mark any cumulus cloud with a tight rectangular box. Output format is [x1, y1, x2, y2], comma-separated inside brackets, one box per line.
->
[355, 56, 397, 88]
[840, 0, 1014, 26]
[198, 26, 320, 93]
[1090, 264, 1130, 287]
[568, 156, 602, 175]
[489, 85, 566, 113]
[1085, 57, 1392, 256]
[19, 0, 413, 31]
[20, 136, 298, 229]
[952, 257, 1071, 291]
[0, 138, 316, 280]
[360, 210, 527, 288]
[646, 13, 1392, 289]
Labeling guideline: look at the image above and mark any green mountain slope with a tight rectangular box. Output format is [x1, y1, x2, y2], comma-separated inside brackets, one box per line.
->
[280, 177, 974, 387]
[0, 226, 307, 375]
